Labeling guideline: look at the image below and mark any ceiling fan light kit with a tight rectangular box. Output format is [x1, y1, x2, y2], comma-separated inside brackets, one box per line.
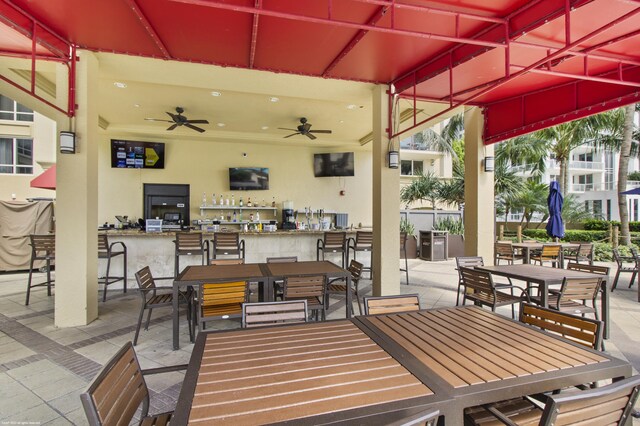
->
[145, 106, 209, 133]
[278, 117, 332, 140]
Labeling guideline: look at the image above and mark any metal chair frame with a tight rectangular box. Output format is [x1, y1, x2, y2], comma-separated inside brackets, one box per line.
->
[26, 234, 55, 306]
[283, 274, 327, 321]
[267, 256, 298, 301]
[347, 230, 373, 279]
[316, 232, 347, 268]
[326, 259, 364, 316]
[612, 248, 639, 291]
[211, 232, 245, 260]
[400, 232, 409, 285]
[174, 232, 210, 277]
[98, 234, 127, 302]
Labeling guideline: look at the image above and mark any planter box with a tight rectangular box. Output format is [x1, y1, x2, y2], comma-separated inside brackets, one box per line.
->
[402, 235, 418, 259]
[447, 235, 465, 258]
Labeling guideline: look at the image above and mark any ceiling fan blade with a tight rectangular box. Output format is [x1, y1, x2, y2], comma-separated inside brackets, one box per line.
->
[166, 111, 178, 121]
[284, 133, 300, 138]
[278, 127, 298, 131]
[145, 118, 173, 122]
[167, 124, 178, 131]
[309, 129, 332, 134]
[184, 123, 206, 133]
[306, 133, 317, 140]
[303, 123, 312, 132]
[185, 119, 209, 124]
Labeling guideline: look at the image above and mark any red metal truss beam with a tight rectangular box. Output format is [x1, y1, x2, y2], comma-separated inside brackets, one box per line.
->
[0, 50, 68, 62]
[122, 0, 172, 59]
[169, 0, 507, 48]
[392, 0, 594, 94]
[515, 39, 640, 68]
[483, 66, 640, 144]
[249, 0, 260, 68]
[322, 5, 388, 77]
[511, 64, 640, 88]
[389, 6, 640, 140]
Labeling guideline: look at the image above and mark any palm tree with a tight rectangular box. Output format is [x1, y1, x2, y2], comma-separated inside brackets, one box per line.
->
[400, 171, 441, 208]
[509, 181, 548, 229]
[618, 104, 637, 245]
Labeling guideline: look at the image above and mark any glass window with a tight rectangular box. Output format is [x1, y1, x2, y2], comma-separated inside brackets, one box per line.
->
[401, 160, 413, 176]
[401, 160, 424, 176]
[0, 137, 33, 174]
[0, 95, 33, 122]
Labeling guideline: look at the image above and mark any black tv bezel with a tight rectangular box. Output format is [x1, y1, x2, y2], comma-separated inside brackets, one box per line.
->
[228, 167, 270, 190]
[110, 139, 165, 169]
[313, 152, 355, 177]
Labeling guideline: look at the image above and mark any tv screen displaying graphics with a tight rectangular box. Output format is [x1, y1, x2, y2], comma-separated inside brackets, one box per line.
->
[229, 167, 269, 190]
[111, 139, 165, 169]
[313, 152, 354, 177]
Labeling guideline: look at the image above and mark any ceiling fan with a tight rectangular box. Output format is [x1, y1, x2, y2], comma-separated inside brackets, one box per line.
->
[145, 106, 209, 133]
[278, 117, 332, 140]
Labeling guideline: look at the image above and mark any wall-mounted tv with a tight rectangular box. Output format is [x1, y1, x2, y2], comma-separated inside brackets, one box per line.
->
[313, 152, 354, 177]
[111, 139, 165, 169]
[229, 167, 269, 190]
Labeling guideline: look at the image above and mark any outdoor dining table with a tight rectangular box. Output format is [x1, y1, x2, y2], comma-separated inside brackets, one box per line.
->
[512, 242, 579, 266]
[475, 264, 611, 339]
[172, 260, 353, 350]
[172, 305, 631, 425]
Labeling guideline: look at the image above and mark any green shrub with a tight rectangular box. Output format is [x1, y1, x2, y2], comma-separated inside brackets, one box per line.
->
[583, 219, 615, 231]
[433, 217, 464, 235]
[593, 242, 639, 262]
[628, 171, 640, 181]
[522, 229, 608, 242]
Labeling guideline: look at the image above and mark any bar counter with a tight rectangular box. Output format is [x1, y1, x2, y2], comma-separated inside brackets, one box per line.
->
[98, 229, 361, 280]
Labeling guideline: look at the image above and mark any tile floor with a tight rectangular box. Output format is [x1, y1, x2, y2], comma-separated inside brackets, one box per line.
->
[0, 259, 638, 425]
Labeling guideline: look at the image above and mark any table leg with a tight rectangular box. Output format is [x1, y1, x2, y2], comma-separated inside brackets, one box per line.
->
[346, 275, 353, 318]
[173, 282, 180, 350]
[523, 247, 530, 264]
[603, 282, 610, 339]
[266, 278, 274, 302]
[541, 282, 549, 308]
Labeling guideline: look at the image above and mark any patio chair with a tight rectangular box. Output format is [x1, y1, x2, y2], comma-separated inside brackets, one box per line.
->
[197, 280, 249, 330]
[363, 294, 420, 315]
[455, 256, 514, 306]
[26, 234, 55, 306]
[520, 303, 603, 350]
[459, 267, 524, 318]
[174, 231, 209, 277]
[80, 341, 187, 426]
[317, 231, 347, 268]
[347, 230, 373, 278]
[563, 242, 593, 265]
[494, 241, 522, 265]
[325, 259, 364, 316]
[241, 300, 308, 328]
[530, 244, 562, 267]
[464, 374, 640, 426]
[133, 266, 193, 345]
[526, 275, 602, 321]
[612, 248, 639, 291]
[211, 232, 245, 260]
[400, 232, 410, 284]
[267, 256, 298, 300]
[382, 408, 440, 426]
[283, 275, 326, 321]
[98, 234, 127, 302]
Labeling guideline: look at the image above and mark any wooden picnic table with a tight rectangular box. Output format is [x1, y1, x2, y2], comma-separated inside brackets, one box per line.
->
[172, 261, 352, 350]
[475, 264, 611, 339]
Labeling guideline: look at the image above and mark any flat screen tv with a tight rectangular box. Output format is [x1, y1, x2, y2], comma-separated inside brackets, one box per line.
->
[111, 139, 165, 169]
[313, 152, 354, 177]
[229, 167, 269, 190]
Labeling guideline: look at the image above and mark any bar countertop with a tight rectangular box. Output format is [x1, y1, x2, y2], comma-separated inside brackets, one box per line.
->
[98, 228, 364, 237]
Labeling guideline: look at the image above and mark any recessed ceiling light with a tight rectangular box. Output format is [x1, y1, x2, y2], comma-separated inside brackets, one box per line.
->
[133, 104, 140, 108]
[211, 91, 222, 97]
[339, 120, 344, 123]
[114, 82, 127, 88]
[261, 126, 269, 130]
[217, 123, 226, 127]
[269, 97, 279, 103]
[346, 104, 357, 109]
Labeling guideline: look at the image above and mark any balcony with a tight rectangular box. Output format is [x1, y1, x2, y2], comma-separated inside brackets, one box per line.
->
[568, 160, 604, 171]
[570, 182, 614, 192]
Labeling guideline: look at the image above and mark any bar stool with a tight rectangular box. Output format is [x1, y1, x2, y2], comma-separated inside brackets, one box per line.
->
[347, 230, 373, 279]
[98, 234, 127, 302]
[316, 231, 347, 268]
[400, 232, 409, 285]
[174, 232, 210, 277]
[26, 234, 55, 305]
[211, 232, 245, 260]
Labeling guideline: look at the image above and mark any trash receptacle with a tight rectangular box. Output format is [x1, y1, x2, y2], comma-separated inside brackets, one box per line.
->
[420, 230, 448, 261]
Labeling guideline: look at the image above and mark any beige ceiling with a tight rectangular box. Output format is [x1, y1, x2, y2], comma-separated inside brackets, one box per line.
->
[1, 52, 461, 147]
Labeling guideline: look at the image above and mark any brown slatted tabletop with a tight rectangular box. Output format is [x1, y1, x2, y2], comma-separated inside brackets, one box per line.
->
[174, 320, 436, 425]
[264, 260, 349, 277]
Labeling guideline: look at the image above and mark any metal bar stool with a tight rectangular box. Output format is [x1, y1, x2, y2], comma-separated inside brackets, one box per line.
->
[400, 232, 409, 285]
[211, 232, 245, 260]
[174, 232, 210, 277]
[98, 234, 127, 302]
[316, 231, 347, 268]
[26, 234, 55, 305]
[347, 230, 373, 279]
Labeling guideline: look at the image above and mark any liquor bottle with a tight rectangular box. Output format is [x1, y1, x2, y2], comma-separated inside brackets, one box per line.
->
[219, 194, 224, 206]
[271, 197, 276, 207]
[226, 195, 230, 206]
[256, 211, 260, 222]
[201, 192, 207, 207]
[247, 197, 252, 207]
[212, 193, 216, 205]
[262, 199, 266, 207]
[232, 194, 236, 206]
[249, 213, 254, 222]
[239, 197, 244, 207]
[233, 211, 237, 222]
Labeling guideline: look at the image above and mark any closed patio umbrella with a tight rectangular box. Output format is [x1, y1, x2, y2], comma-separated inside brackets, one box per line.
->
[546, 181, 564, 239]
[620, 187, 640, 195]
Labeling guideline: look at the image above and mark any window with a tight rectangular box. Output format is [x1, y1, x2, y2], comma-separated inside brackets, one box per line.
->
[0, 138, 34, 174]
[576, 152, 593, 162]
[401, 160, 423, 176]
[0, 95, 34, 122]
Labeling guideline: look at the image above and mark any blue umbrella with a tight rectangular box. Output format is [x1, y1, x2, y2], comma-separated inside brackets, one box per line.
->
[620, 187, 640, 195]
[546, 181, 565, 239]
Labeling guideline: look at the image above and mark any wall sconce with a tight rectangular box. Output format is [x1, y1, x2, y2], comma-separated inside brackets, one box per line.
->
[484, 156, 495, 172]
[59, 131, 76, 154]
[388, 150, 399, 169]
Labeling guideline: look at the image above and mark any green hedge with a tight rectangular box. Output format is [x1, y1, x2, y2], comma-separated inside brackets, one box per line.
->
[583, 219, 640, 232]
[521, 229, 608, 242]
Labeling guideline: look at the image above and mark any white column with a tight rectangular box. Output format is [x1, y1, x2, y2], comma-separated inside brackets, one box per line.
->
[55, 50, 99, 326]
[372, 85, 400, 296]
[463, 107, 495, 263]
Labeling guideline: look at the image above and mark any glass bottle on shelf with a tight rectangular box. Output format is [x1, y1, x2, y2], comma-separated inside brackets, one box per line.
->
[249, 213, 254, 222]
[233, 211, 237, 222]
[231, 194, 235, 206]
[226, 195, 230, 206]
[247, 197, 252, 207]
[239, 197, 244, 207]
[220, 194, 224, 206]
[262, 199, 266, 207]
[256, 211, 260, 222]
[271, 197, 276, 207]
[201, 192, 207, 207]
[212, 193, 216, 205]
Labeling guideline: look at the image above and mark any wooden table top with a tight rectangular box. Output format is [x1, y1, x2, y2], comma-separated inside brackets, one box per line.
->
[176, 263, 268, 282]
[476, 264, 606, 284]
[512, 242, 578, 248]
[181, 320, 433, 425]
[264, 260, 349, 277]
[360, 306, 608, 390]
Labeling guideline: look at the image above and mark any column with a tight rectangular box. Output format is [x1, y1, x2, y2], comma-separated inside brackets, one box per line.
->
[55, 50, 99, 326]
[372, 85, 400, 296]
[463, 107, 495, 263]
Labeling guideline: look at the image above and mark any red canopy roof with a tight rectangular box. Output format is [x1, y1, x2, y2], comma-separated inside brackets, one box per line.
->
[1, 0, 639, 143]
[30, 165, 56, 191]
